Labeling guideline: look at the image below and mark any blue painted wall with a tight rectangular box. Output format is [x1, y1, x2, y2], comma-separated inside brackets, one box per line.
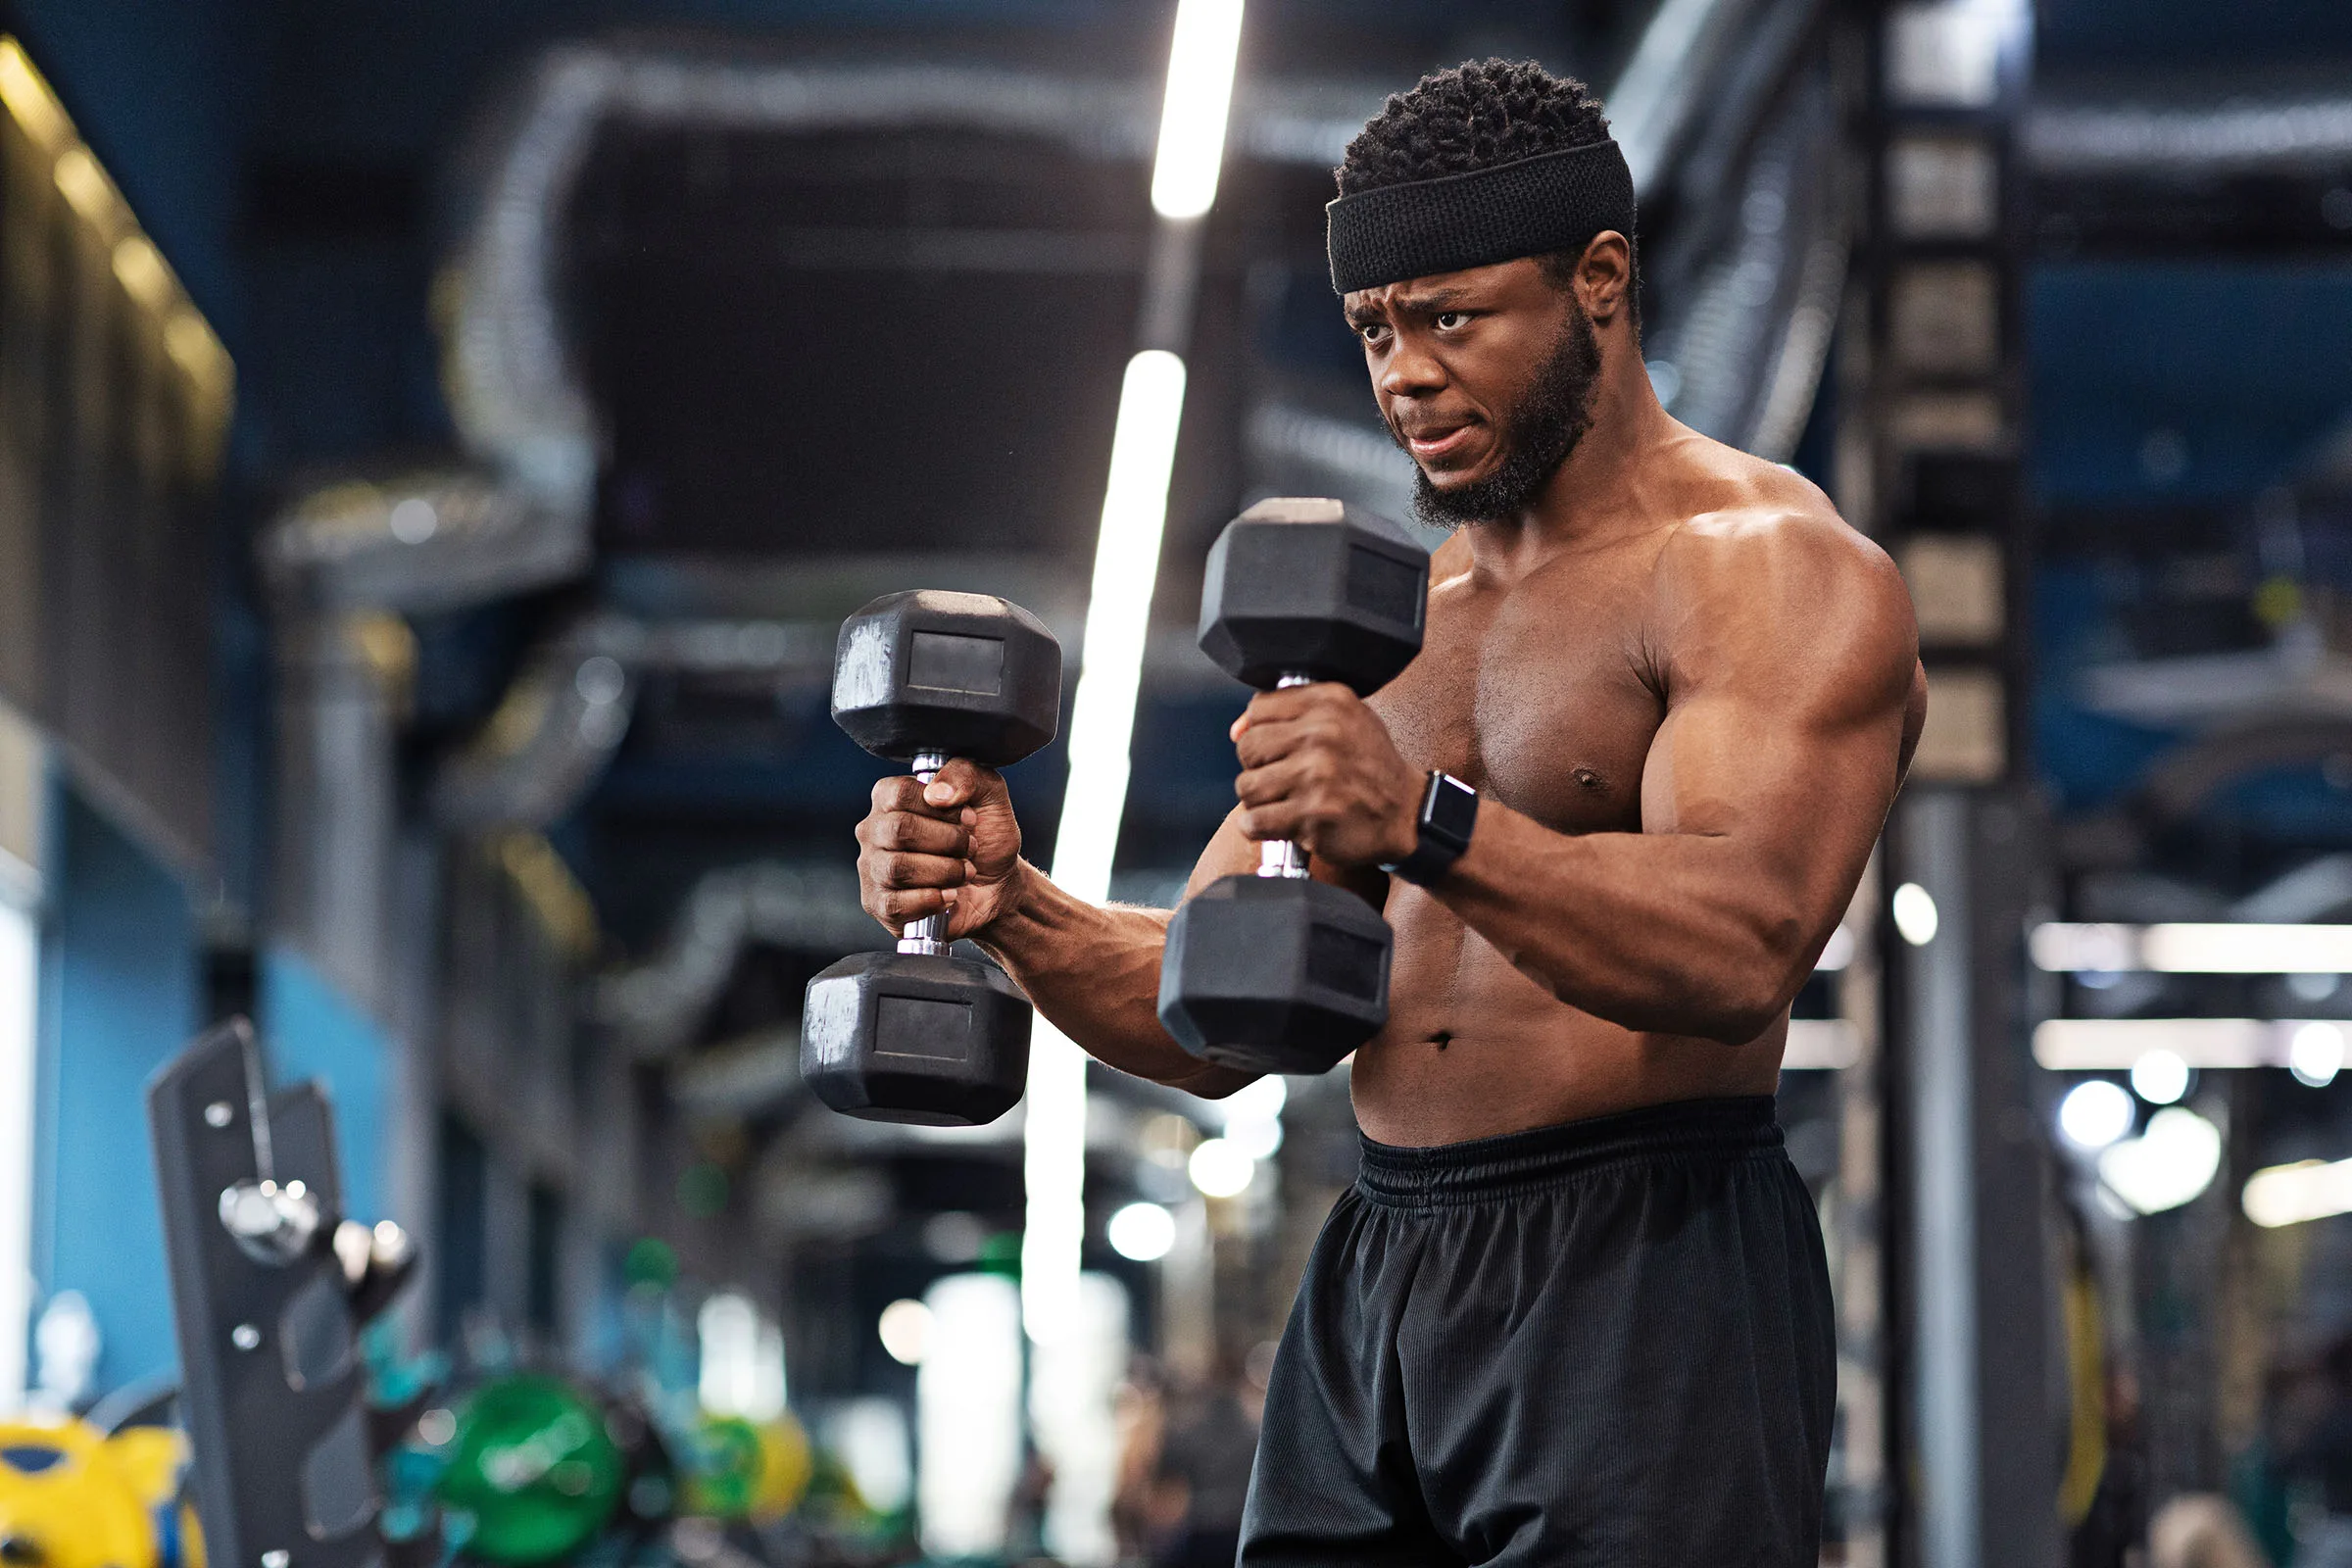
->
[259, 948, 392, 1225]
[2031, 263, 2352, 507]
[32, 786, 198, 1396]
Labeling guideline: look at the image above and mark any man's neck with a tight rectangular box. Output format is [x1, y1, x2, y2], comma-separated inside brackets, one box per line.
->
[1457, 338, 1677, 579]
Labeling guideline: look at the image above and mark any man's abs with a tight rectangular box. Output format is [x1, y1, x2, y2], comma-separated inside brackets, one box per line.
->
[1347, 881, 1787, 1146]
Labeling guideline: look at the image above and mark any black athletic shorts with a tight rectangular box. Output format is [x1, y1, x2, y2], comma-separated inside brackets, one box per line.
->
[1239, 1096, 1836, 1567]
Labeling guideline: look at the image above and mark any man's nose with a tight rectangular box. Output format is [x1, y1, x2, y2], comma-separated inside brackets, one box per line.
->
[1378, 338, 1446, 399]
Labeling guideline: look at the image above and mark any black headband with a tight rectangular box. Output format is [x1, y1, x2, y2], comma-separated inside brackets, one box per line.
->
[1325, 139, 1638, 295]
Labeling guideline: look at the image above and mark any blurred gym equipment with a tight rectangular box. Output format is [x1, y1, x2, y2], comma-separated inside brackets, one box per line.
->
[147, 1023, 431, 1568]
[434, 1374, 623, 1566]
[0, 1417, 189, 1568]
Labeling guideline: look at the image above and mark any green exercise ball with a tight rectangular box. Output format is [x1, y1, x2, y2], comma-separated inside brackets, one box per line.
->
[437, 1375, 624, 1566]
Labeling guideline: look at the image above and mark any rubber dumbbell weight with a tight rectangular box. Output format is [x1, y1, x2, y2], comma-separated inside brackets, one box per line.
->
[802, 591, 1062, 1125]
[1157, 498, 1428, 1074]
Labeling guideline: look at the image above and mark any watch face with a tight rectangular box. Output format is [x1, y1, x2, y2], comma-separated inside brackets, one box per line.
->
[1426, 772, 1478, 850]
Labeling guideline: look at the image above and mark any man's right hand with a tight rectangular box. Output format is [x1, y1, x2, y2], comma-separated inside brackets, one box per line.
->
[855, 758, 1027, 942]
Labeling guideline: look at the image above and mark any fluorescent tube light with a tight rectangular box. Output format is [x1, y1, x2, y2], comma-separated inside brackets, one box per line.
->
[2031, 922, 2352, 974]
[2246, 1157, 2352, 1228]
[1150, 0, 1246, 219]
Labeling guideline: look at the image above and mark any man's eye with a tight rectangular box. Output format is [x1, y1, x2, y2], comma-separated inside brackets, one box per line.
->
[1436, 311, 1469, 330]
[1357, 322, 1389, 344]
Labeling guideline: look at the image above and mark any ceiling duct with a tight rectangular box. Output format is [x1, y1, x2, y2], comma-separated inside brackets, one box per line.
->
[431, 612, 838, 833]
[1642, 66, 1846, 458]
[266, 22, 1855, 612]
[1631, 0, 1845, 460]
[431, 615, 643, 833]
[594, 859, 880, 1061]
[258, 48, 1170, 613]
[597, 861, 1195, 1067]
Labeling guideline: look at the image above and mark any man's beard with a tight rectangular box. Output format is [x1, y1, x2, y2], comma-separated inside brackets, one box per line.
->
[1399, 306, 1602, 529]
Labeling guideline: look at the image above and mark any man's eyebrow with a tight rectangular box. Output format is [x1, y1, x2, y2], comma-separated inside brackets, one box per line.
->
[1389, 286, 1476, 312]
[1344, 286, 1475, 325]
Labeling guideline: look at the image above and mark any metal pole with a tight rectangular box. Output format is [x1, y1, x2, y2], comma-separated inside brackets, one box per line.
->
[1904, 791, 1980, 1568]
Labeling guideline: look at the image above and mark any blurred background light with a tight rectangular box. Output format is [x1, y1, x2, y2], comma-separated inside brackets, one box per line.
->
[1892, 882, 1939, 946]
[386, 496, 437, 544]
[823, 1399, 911, 1517]
[915, 1275, 1022, 1557]
[1216, 1073, 1286, 1160]
[2032, 922, 2352, 973]
[697, 1292, 786, 1420]
[1026, 1274, 1129, 1563]
[1149, 0, 1247, 220]
[2246, 1157, 2352, 1229]
[1023, 352, 1189, 1346]
[2129, 1048, 2189, 1104]
[877, 1297, 932, 1367]
[1051, 348, 1191, 906]
[1107, 1201, 1177, 1262]
[2037, 1017, 2352, 1071]
[1188, 1137, 1255, 1198]
[2096, 1106, 2222, 1214]
[2292, 1020, 2345, 1087]
[2059, 1079, 2135, 1151]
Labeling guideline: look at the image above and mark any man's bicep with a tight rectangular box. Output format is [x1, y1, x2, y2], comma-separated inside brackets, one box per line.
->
[1639, 561, 1919, 894]
[1644, 672, 1910, 840]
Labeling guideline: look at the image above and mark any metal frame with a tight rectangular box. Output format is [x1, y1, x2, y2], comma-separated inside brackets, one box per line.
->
[1843, 2, 2060, 1563]
[148, 1021, 426, 1568]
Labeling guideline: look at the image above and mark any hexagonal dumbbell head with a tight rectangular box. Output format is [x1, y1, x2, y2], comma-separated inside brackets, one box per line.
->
[832, 590, 1062, 764]
[1157, 875, 1394, 1075]
[802, 951, 1033, 1126]
[1199, 498, 1427, 694]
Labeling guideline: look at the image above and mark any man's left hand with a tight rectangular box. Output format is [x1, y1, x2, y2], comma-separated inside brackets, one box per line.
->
[1231, 683, 1422, 869]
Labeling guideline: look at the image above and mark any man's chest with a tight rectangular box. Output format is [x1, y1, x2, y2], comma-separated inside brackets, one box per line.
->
[1373, 570, 1664, 835]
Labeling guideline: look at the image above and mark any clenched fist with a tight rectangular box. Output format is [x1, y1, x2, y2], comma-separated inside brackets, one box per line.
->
[1233, 682, 1423, 869]
[855, 758, 1028, 941]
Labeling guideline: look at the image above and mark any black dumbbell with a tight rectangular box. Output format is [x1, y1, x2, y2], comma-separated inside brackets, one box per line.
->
[1156, 498, 1428, 1074]
[802, 590, 1062, 1125]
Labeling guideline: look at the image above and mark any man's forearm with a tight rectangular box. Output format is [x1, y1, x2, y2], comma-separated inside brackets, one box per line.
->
[975, 861, 1254, 1095]
[1428, 803, 1838, 1045]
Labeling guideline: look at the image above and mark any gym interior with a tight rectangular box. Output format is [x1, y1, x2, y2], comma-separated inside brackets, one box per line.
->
[0, 0, 2348, 1564]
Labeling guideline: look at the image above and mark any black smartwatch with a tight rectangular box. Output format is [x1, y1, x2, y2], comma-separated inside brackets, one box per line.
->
[1383, 770, 1478, 886]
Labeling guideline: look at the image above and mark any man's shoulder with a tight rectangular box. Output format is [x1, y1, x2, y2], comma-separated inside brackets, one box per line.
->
[1638, 437, 1919, 682]
[1650, 439, 1901, 604]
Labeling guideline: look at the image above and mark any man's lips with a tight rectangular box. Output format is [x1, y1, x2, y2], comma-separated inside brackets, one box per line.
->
[1402, 422, 1478, 461]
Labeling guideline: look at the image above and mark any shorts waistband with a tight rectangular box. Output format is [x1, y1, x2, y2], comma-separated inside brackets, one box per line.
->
[1354, 1096, 1784, 1206]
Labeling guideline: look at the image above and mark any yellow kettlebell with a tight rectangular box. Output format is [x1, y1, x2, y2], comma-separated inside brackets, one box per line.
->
[747, 1416, 811, 1523]
[0, 1419, 163, 1568]
[96, 1428, 202, 1568]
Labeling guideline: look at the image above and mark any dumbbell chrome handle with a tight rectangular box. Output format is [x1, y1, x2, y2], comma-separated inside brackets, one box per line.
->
[901, 748, 955, 956]
[1256, 675, 1312, 880]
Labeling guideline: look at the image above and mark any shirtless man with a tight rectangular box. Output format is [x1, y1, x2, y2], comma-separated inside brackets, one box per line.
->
[854, 59, 1925, 1566]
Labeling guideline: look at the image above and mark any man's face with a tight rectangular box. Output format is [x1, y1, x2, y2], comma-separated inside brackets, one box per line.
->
[1344, 257, 1601, 528]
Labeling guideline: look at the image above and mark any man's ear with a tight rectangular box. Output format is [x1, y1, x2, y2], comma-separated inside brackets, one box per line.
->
[1576, 232, 1635, 327]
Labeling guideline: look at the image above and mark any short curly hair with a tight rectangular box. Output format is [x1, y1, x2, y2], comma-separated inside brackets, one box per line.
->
[1336, 59, 1613, 197]
[1337, 60, 1632, 315]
